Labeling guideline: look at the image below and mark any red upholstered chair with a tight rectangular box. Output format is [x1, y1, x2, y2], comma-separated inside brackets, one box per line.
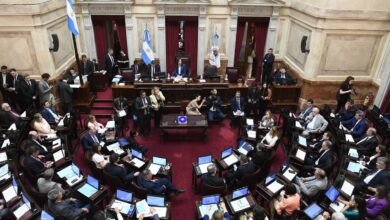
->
[226, 67, 240, 83]
[180, 100, 189, 114]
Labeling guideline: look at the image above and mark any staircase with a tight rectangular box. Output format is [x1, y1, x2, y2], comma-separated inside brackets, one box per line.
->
[89, 88, 114, 120]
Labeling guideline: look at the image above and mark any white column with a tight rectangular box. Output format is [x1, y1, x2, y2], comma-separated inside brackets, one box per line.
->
[125, 6, 135, 63]
[157, 6, 167, 72]
[264, 7, 279, 54]
[197, 6, 207, 76]
[81, 6, 97, 60]
[374, 34, 390, 107]
[227, 7, 238, 67]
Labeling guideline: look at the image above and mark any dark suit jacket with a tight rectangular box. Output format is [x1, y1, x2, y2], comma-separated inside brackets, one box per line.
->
[137, 176, 165, 194]
[341, 118, 367, 138]
[56, 81, 73, 104]
[366, 169, 390, 189]
[103, 54, 115, 75]
[25, 155, 45, 174]
[131, 64, 142, 75]
[146, 64, 161, 79]
[339, 107, 357, 121]
[41, 108, 58, 124]
[232, 161, 256, 181]
[113, 97, 129, 113]
[231, 97, 245, 113]
[201, 173, 225, 188]
[206, 95, 222, 111]
[17, 79, 36, 105]
[314, 150, 333, 174]
[104, 163, 134, 182]
[247, 87, 260, 104]
[79, 60, 94, 76]
[82, 133, 101, 150]
[6, 74, 21, 95]
[263, 53, 275, 64]
[0, 110, 17, 128]
[356, 136, 379, 156]
[135, 96, 151, 116]
[274, 72, 294, 85]
[48, 199, 83, 220]
[22, 138, 49, 154]
[173, 64, 188, 78]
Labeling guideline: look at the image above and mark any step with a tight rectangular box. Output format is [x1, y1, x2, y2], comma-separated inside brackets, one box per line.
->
[92, 106, 113, 110]
[95, 99, 113, 103]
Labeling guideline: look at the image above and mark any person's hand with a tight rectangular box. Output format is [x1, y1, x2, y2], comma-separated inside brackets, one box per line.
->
[219, 202, 227, 211]
[368, 187, 376, 193]
[322, 211, 330, 219]
[150, 207, 156, 214]
[32, 96, 36, 99]
[114, 207, 120, 214]
[138, 213, 145, 220]
[134, 171, 140, 176]
[38, 155, 45, 159]
[70, 197, 77, 202]
[280, 190, 285, 197]
[81, 208, 89, 213]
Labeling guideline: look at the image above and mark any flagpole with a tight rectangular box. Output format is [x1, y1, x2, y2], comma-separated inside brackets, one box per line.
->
[72, 33, 83, 85]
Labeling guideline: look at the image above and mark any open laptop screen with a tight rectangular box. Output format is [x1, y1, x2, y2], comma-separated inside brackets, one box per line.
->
[198, 155, 212, 165]
[152, 156, 167, 166]
[117, 189, 132, 202]
[221, 148, 233, 158]
[147, 195, 165, 207]
[202, 195, 220, 205]
[232, 187, 249, 200]
[87, 175, 99, 189]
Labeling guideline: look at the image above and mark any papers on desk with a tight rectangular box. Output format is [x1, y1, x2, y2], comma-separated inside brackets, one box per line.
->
[340, 180, 354, 197]
[347, 161, 361, 173]
[106, 142, 120, 152]
[21, 111, 26, 118]
[295, 121, 302, 129]
[106, 121, 115, 129]
[136, 200, 150, 218]
[296, 149, 306, 161]
[199, 204, 219, 218]
[246, 118, 254, 126]
[2, 185, 17, 202]
[233, 111, 245, 116]
[151, 207, 168, 218]
[267, 180, 284, 194]
[0, 164, 9, 178]
[345, 134, 354, 143]
[149, 163, 161, 175]
[53, 150, 65, 162]
[329, 202, 345, 212]
[57, 165, 72, 178]
[198, 162, 213, 174]
[78, 184, 98, 198]
[230, 197, 250, 212]
[111, 200, 133, 215]
[282, 167, 297, 181]
[348, 148, 359, 158]
[8, 123, 16, 131]
[330, 113, 336, 118]
[98, 128, 107, 134]
[0, 152, 7, 163]
[70, 84, 81, 88]
[130, 157, 145, 168]
[118, 110, 127, 117]
[223, 154, 239, 167]
[1, 139, 10, 149]
[247, 130, 256, 139]
[13, 203, 30, 219]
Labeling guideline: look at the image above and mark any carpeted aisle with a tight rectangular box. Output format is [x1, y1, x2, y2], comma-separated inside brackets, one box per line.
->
[75, 89, 286, 220]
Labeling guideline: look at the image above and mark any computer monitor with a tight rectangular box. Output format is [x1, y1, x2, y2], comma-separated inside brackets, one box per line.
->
[298, 136, 307, 146]
[221, 148, 233, 159]
[325, 186, 339, 202]
[232, 187, 249, 200]
[21, 193, 31, 209]
[198, 155, 212, 165]
[304, 203, 323, 219]
[131, 149, 143, 159]
[87, 175, 99, 189]
[147, 195, 165, 207]
[116, 189, 132, 202]
[41, 210, 54, 220]
[202, 195, 220, 205]
[152, 156, 167, 166]
[71, 163, 80, 176]
[265, 173, 276, 185]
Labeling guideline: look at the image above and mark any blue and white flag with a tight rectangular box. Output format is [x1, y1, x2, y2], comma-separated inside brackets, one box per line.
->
[142, 28, 154, 65]
[66, 0, 79, 36]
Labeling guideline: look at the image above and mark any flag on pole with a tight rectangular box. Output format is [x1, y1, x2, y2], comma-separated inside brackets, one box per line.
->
[66, 0, 79, 36]
[141, 28, 154, 65]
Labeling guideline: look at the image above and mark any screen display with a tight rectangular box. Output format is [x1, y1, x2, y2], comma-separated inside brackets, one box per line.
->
[152, 157, 167, 166]
[117, 189, 132, 202]
[147, 195, 165, 206]
[221, 148, 233, 158]
[131, 149, 143, 159]
[304, 203, 323, 219]
[87, 175, 99, 189]
[298, 136, 307, 146]
[41, 211, 54, 220]
[198, 155, 212, 165]
[71, 163, 80, 176]
[21, 193, 31, 209]
[202, 195, 220, 205]
[232, 187, 248, 199]
[325, 186, 340, 202]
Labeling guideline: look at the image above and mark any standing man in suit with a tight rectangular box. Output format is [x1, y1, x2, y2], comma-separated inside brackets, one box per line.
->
[262, 48, 275, 84]
[57, 76, 73, 114]
[230, 90, 245, 128]
[6, 68, 21, 110]
[18, 74, 37, 112]
[80, 55, 96, 95]
[147, 61, 161, 80]
[0, 65, 9, 102]
[137, 169, 185, 195]
[104, 153, 139, 183]
[206, 89, 225, 121]
[246, 83, 260, 117]
[273, 67, 294, 85]
[173, 59, 188, 78]
[302, 107, 329, 137]
[135, 90, 152, 136]
[113, 95, 129, 131]
[82, 127, 101, 150]
[131, 60, 141, 79]
[201, 164, 226, 188]
[340, 110, 367, 139]
[356, 128, 379, 157]
[103, 48, 115, 80]
[0, 102, 19, 128]
[225, 155, 256, 184]
[38, 73, 54, 107]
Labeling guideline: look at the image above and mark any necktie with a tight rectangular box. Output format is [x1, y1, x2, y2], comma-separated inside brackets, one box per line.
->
[237, 99, 241, 110]
[84, 62, 87, 74]
[109, 55, 114, 66]
[13, 77, 16, 87]
[357, 136, 369, 145]
[351, 120, 361, 131]
[27, 80, 31, 86]
[135, 65, 138, 74]
[92, 135, 98, 143]
[151, 66, 154, 78]
[282, 73, 285, 79]
[10, 111, 19, 119]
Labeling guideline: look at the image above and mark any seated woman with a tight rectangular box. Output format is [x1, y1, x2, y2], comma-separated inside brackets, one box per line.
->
[91, 144, 108, 169]
[32, 113, 57, 137]
[258, 110, 275, 130]
[252, 127, 279, 167]
[366, 185, 389, 218]
[186, 95, 206, 115]
[271, 183, 300, 218]
[338, 195, 367, 220]
[87, 115, 104, 131]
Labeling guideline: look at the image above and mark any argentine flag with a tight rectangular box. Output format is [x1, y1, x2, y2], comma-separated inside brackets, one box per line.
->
[66, 0, 79, 36]
[142, 28, 154, 65]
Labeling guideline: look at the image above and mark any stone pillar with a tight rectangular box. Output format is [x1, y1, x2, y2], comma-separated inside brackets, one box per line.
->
[81, 6, 97, 60]
[374, 34, 390, 107]
[157, 6, 167, 72]
[125, 6, 135, 63]
[227, 7, 238, 67]
[264, 7, 279, 54]
[197, 6, 207, 76]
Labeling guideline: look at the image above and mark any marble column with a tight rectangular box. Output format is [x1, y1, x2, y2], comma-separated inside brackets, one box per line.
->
[125, 6, 135, 63]
[157, 6, 167, 72]
[264, 7, 279, 54]
[374, 34, 390, 107]
[227, 7, 238, 67]
[197, 6, 207, 76]
[81, 6, 97, 60]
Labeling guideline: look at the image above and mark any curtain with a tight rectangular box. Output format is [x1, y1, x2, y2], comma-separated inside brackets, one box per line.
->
[183, 20, 198, 76]
[92, 17, 107, 65]
[234, 20, 245, 66]
[380, 87, 390, 113]
[165, 20, 178, 75]
[254, 20, 269, 80]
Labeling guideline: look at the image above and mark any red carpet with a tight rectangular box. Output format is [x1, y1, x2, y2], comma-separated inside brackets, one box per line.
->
[75, 88, 286, 220]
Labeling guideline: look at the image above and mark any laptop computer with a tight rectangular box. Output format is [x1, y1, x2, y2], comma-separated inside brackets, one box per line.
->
[147, 195, 165, 207]
[65, 163, 82, 186]
[232, 187, 249, 200]
[197, 155, 213, 174]
[131, 149, 143, 159]
[41, 210, 54, 220]
[325, 186, 339, 203]
[304, 203, 323, 219]
[2, 184, 17, 203]
[298, 136, 307, 147]
[110, 189, 135, 215]
[21, 193, 31, 209]
[202, 194, 220, 205]
[237, 141, 253, 155]
[117, 189, 133, 203]
[221, 148, 233, 159]
[77, 175, 99, 198]
[53, 149, 65, 164]
[152, 156, 167, 166]
[340, 179, 355, 198]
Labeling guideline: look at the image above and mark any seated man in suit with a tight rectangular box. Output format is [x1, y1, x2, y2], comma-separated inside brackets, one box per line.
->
[338, 99, 357, 122]
[47, 188, 91, 220]
[25, 146, 52, 175]
[230, 91, 245, 128]
[137, 169, 185, 195]
[21, 130, 50, 155]
[41, 101, 62, 124]
[104, 153, 139, 183]
[357, 157, 390, 194]
[113, 95, 129, 131]
[127, 130, 148, 153]
[302, 107, 329, 137]
[308, 131, 332, 153]
[303, 140, 333, 174]
[82, 127, 101, 151]
[225, 155, 256, 184]
[146, 60, 161, 80]
[173, 59, 188, 78]
[37, 168, 64, 194]
[356, 127, 379, 157]
[273, 67, 295, 85]
[206, 89, 225, 121]
[298, 99, 313, 122]
[295, 168, 328, 197]
[201, 164, 226, 188]
[0, 102, 19, 128]
[340, 110, 367, 139]
[131, 60, 142, 77]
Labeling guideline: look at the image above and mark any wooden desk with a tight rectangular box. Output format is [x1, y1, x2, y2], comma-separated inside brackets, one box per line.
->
[74, 183, 108, 206]
[94, 72, 108, 91]
[216, 153, 240, 170]
[145, 161, 173, 181]
[72, 83, 94, 113]
[272, 84, 302, 112]
[224, 194, 256, 215]
[192, 162, 217, 192]
[160, 114, 208, 141]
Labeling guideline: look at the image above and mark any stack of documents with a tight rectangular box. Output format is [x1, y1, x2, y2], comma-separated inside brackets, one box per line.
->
[131, 158, 145, 168]
[224, 155, 239, 167]
[231, 197, 250, 212]
[267, 181, 284, 194]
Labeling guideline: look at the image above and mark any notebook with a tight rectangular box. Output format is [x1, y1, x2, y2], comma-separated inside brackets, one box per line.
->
[53, 149, 65, 162]
[77, 175, 99, 198]
[21, 193, 31, 209]
[2, 185, 17, 202]
[202, 195, 220, 205]
[131, 149, 143, 159]
[110, 189, 134, 215]
[230, 197, 250, 212]
[340, 180, 354, 197]
[237, 141, 253, 155]
[152, 156, 167, 166]
[298, 136, 307, 146]
[198, 155, 213, 174]
[282, 167, 297, 181]
[295, 148, 306, 161]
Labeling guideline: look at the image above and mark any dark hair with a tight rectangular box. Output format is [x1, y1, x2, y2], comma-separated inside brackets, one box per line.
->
[194, 94, 201, 99]
[1, 65, 7, 70]
[324, 131, 332, 139]
[139, 90, 145, 96]
[109, 153, 119, 163]
[27, 146, 39, 155]
[235, 90, 241, 94]
[92, 210, 106, 220]
[378, 145, 387, 157]
[81, 54, 87, 59]
[92, 143, 101, 154]
[284, 183, 297, 196]
[354, 196, 367, 217]
[344, 76, 355, 84]
[347, 99, 354, 105]
[41, 73, 50, 79]
[376, 185, 388, 199]
[9, 68, 16, 72]
[239, 155, 249, 163]
[252, 205, 266, 220]
[307, 99, 313, 104]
